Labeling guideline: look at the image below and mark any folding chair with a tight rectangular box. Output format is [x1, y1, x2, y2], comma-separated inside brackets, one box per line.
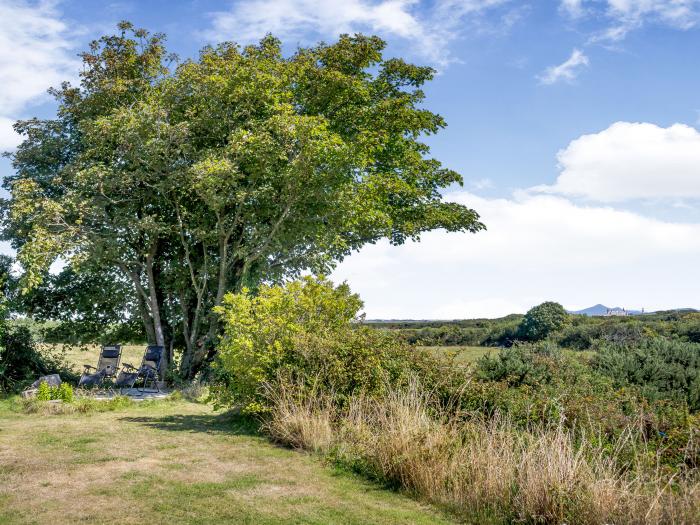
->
[115, 345, 164, 395]
[78, 345, 122, 390]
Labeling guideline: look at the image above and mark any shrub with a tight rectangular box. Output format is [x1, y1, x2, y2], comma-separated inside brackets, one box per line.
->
[35, 381, 74, 402]
[475, 343, 557, 387]
[36, 381, 51, 401]
[0, 324, 75, 393]
[593, 337, 700, 410]
[57, 382, 74, 402]
[211, 276, 441, 413]
[518, 301, 570, 341]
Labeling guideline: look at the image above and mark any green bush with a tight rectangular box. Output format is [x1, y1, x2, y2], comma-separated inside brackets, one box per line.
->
[0, 324, 75, 393]
[466, 342, 698, 469]
[35, 382, 73, 402]
[58, 382, 74, 402]
[36, 381, 51, 401]
[475, 343, 557, 386]
[593, 337, 700, 410]
[211, 276, 439, 413]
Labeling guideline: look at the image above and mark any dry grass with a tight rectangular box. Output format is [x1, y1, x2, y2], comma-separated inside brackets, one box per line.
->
[264, 381, 700, 525]
[41, 343, 147, 372]
[262, 384, 335, 454]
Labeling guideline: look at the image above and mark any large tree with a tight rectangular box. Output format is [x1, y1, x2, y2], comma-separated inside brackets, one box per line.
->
[2, 23, 484, 379]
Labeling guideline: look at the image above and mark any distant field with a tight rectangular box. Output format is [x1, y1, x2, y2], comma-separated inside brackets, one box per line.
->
[41, 344, 147, 372]
[420, 345, 495, 364]
[49, 343, 595, 373]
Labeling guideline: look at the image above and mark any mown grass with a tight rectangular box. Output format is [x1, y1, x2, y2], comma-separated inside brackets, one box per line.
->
[0, 397, 454, 525]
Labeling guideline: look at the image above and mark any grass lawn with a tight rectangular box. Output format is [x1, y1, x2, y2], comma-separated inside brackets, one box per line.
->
[420, 345, 495, 364]
[0, 398, 454, 525]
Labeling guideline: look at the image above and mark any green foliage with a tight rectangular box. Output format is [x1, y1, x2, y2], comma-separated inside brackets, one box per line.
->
[372, 310, 700, 350]
[476, 343, 558, 386]
[16, 266, 145, 345]
[518, 301, 570, 341]
[465, 342, 699, 469]
[35, 382, 73, 402]
[211, 276, 435, 413]
[3, 23, 484, 379]
[58, 382, 74, 402]
[36, 381, 50, 401]
[0, 324, 75, 393]
[593, 337, 700, 410]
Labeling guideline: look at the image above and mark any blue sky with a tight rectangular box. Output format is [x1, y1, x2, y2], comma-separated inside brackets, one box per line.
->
[2, 0, 700, 318]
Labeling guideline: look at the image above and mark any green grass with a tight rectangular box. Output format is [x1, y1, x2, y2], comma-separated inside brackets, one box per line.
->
[0, 397, 454, 524]
[420, 345, 496, 364]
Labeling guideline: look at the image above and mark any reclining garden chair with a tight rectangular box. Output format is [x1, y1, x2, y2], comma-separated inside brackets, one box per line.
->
[78, 345, 122, 390]
[115, 345, 164, 395]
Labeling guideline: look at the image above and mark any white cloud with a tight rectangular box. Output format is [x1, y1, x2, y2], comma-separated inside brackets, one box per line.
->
[562, 0, 700, 42]
[560, 0, 584, 18]
[0, 0, 78, 151]
[203, 0, 513, 67]
[0, 116, 22, 151]
[535, 121, 700, 202]
[332, 191, 700, 318]
[538, 48, 589, 84]
[470, 177, 494, 191]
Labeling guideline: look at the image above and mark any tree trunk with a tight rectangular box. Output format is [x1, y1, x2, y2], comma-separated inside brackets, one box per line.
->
[145, 251, 166, 377]
[136, 287, 156, 345]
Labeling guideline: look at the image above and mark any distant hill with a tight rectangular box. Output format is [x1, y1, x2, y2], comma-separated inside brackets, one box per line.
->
[569, 304, 643, 316]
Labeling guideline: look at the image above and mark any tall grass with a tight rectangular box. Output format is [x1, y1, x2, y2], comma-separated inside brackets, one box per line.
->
[263, 380, 699, 524]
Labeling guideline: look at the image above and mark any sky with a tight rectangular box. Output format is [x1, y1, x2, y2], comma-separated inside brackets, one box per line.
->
[2, 0, 700, 318]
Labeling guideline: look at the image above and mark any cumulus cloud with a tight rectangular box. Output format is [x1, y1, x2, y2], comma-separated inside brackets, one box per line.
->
[538, 48, 589, 84]
[535, 121, 700, 202]
[331, 191, 700, 318]
[0, 0, 78, 151]
[202, 0, 514, 67]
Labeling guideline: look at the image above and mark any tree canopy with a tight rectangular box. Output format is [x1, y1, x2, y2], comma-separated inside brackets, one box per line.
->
[2, 22, 484, 378]
[518, 302, 570, 342]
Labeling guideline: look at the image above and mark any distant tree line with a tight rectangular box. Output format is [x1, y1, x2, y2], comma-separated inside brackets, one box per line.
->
[373, 306, 700, 349]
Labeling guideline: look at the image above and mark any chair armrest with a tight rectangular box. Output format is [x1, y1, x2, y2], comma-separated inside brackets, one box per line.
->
[83, 364, 97, 371]
[122, 363, 137, 371]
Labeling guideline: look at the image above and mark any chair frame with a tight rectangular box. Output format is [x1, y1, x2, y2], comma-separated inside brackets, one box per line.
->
[78, 345, 122, 391]
[118, 345, 164, 395]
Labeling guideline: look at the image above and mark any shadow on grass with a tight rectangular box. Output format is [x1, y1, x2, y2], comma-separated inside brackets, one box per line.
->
[119, 411, 260, 436]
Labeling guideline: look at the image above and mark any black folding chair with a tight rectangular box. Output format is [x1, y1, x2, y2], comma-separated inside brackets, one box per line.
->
[78, 345, 122, 390]
[115, 345, 164, 395]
